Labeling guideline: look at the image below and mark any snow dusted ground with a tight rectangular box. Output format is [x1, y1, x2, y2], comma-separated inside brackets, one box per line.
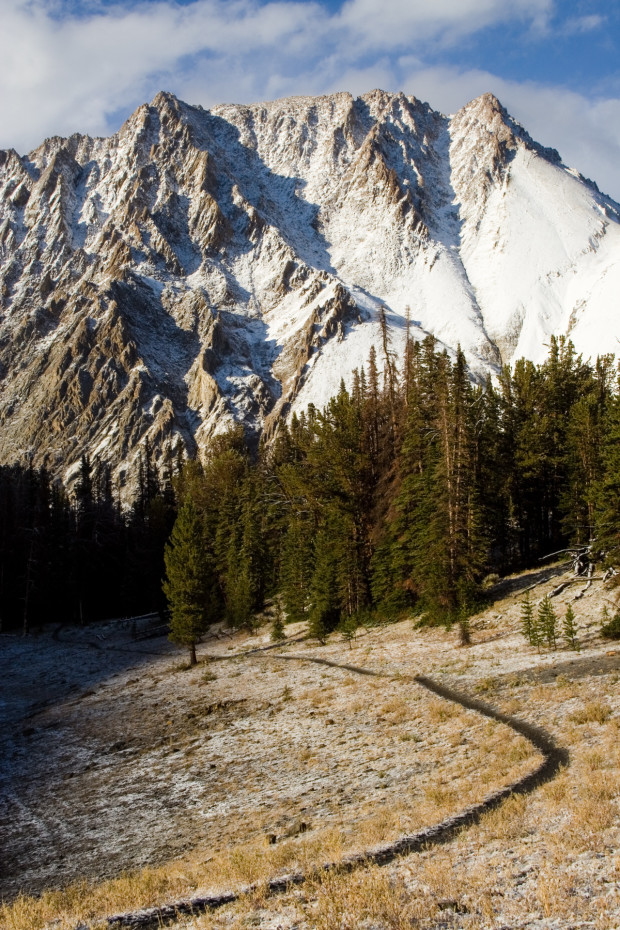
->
[0, 562, 618, 930]
[178, 566, 617, 930]
[152, 564, 620, 930]
[0, 617, 535, 901]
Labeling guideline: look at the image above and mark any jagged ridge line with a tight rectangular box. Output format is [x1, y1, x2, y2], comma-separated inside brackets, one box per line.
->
[105, 654, 568, 929]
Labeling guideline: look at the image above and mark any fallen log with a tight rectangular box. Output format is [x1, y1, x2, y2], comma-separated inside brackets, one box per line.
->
[549, 581, 571, 598]
[573, 563, 595, 600]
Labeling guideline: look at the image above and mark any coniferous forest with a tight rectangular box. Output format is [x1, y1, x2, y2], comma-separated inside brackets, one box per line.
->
[2, 333, 620, 647]
[0, 451, 176, 632]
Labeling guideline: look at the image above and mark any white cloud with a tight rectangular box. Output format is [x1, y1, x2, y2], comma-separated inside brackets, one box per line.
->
[0, 0, 552, 149]
[0, 0, 329, 144]
[337, 0, 552, 49]
[1, 0, 619, 202]
[562, 14, 604, 35]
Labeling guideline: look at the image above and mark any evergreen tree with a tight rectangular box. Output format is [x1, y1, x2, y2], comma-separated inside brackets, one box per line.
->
[538, 595, 558, 650]
[520, 591, 536, 647]
[596, 390, 620, 566]
[308, 522, 341, 642]
[403, 347, 483, 626]
[338, 614, 358, 649]
[510, 358, 549, 562]
[0, 460, 167, 631]
[271, 601, 286, 641]
[601, 606, 620, 639]
[279, 516, 313, 623]
[278, 380, 372, 631]
[476, 376, 513, 569]
[124, 451, 175, 620]
[72, 454, 95, 624]
[457, 602, 471, 646]
[163, 499, 213, 665]
[562, 393, 603, 544]
[563, 604, 579, 651]
[365, 344, 381, 481]
[3, 336, 616, 640]
[378, 304, 399, 447]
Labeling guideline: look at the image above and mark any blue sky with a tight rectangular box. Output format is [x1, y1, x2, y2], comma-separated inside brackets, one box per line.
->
[2, 0, 620, 199]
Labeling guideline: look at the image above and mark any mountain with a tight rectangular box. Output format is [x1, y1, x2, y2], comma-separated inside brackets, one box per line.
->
[0, 89, 619, 491]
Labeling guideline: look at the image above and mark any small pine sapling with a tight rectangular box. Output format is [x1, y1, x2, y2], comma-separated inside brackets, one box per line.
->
[563, 604, 579, 651]
[520, 591, 536, 646]
[601, 606, 620, 639]
[339, 615, 358, 649]
[538, 595, 558, 650]
[308, 610, 328, 644]
[271, 602, 286, 642]
[457, 601, 472, 646]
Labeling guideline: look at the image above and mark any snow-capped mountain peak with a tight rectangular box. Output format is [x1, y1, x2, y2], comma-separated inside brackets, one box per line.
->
[0, 89, 618, 487]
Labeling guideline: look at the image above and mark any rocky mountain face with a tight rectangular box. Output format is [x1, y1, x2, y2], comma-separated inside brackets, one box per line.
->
[0, 89, 619, 491]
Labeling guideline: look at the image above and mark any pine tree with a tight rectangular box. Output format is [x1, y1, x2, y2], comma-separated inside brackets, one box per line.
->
[225, 532, 253, 629]
[339, 614, 358, 649]
[308, 608, 328, 644]
[271, 600, 286, 641]
[378, 304, 399, 445]
[280, 516, 313, 624]
[601, 606, 620, 639]
[72, 454, 95, 624]
[510, 358, 549, 562]
[163, 499, 212, 665]
[476, 376, 513, 569]
[596, 392, 620, 567]
[457, 602, 471, 646]
[539, 336, 591, 550]
[562, 392, 604, 544]
[308, 522, 341, 642]
[365, 344, 381, 480]
[412, 347, 483, 626]
[520, 591, 535, 645]
[538, 595, 558, 650]
[563, 604, 579, 651]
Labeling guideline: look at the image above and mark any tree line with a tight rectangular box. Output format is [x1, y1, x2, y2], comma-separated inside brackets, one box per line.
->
[2, 329, 619, 647]
[165, 330, 620, 660]
[0, 449, 176, 632]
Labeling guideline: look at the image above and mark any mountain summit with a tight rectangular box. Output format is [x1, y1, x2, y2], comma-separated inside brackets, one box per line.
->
[0, 89, 618, 488]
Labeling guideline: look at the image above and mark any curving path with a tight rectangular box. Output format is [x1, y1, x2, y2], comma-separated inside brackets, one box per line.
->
[106, 653, 568, 929]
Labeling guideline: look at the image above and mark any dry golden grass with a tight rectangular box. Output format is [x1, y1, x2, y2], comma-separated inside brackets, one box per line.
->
[304, 867, 430, 930]
[237, 718, 616, 930]
[0, 708, 540, 930]
[5, 744, 613, 930]
[426, 697, 459, 723]
[536, 865, 577, 920]
[378, 695, 413, 722]
[480, 793, 529, 841]
[568, 699, 612, 724]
